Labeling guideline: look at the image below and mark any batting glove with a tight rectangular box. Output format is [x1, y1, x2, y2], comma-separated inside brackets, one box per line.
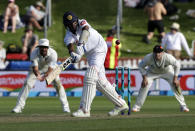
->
[70, 52, 82, 63]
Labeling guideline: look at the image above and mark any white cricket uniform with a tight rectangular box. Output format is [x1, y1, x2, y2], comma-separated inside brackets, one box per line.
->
[64, 19, 126, 113]
[134, 52, 188, 109]
[64, 19, 107, 72]
[14, 47, 70, 111]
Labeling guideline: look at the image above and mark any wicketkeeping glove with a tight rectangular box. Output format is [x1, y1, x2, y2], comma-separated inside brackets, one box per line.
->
[70, 52, 82, 63]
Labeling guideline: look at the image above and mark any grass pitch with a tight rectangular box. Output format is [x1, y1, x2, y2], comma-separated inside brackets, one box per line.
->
[0, 96, 195, 131]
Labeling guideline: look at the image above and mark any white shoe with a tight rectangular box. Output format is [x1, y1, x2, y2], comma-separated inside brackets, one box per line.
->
[108, 103, 128, 116]
[12, 106, 23, 113]
[72, 109, 90, 117]
[180, 106, 189, 112]
[132, 105, 140, 112]
[63, 106, 70, 113]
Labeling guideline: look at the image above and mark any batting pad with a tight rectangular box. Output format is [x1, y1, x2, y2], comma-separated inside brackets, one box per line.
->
[97, 78, 126, 107]
[80, 66, 98, 112]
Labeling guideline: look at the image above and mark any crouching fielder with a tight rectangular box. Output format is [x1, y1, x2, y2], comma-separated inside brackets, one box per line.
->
[12, 39, 70, 113]
[132, 45, 189, 112]
[63, 11, 128, 117]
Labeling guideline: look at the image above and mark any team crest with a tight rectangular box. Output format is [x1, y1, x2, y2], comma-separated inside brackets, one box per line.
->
[67, 15, 72, 20]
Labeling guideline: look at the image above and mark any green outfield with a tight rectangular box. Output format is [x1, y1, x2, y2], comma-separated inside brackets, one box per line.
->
[0, 96, 194, 131]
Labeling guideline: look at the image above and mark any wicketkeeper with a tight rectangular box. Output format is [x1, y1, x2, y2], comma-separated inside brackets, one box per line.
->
[12, 39, 70, 113]
[63, 11, 128, 117]
[132, 45, 189, 112]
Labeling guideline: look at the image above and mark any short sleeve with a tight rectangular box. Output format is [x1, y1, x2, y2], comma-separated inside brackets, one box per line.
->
[64, 31, 76, 46]
[47, 49, 57, 69]
[30, 49, 38, 67]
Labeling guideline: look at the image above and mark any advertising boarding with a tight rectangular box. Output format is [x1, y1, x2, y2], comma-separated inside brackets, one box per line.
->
[0, 70, 195, 93]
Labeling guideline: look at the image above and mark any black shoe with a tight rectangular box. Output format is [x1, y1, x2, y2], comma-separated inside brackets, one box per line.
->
[143, 36, 151, 44]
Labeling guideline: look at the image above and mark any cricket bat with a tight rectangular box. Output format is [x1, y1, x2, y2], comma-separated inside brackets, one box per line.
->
[45, 57, 72, 85]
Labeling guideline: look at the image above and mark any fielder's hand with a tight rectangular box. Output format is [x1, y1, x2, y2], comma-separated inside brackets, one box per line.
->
[70, 52, 81, 63]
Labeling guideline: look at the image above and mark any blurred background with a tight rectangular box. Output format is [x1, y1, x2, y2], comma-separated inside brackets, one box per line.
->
[0, 0, 194, 58]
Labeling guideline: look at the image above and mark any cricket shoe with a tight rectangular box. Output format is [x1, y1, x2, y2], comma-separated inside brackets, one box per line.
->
[12, 106, 23, 113]
[108, 103, 129, 116]
[63, 106, 71, 113]
[180, 106, 189, 112]
[72, 109, 90, 117]
[132, 105, 140, 112]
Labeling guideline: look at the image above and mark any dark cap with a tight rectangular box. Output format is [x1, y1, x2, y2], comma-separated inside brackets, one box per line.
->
[63, 11, 78, 27]
[153, 45, 164, 53]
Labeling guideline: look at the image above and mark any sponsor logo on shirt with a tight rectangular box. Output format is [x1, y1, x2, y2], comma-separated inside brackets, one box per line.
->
[80, 20, 86, 26]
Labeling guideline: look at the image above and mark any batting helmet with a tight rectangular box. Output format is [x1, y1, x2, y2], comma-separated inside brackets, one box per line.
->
[63, 11, 78, 27]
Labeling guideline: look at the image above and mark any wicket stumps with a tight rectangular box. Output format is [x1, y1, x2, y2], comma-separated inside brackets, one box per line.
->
[115, 66, 131, 115]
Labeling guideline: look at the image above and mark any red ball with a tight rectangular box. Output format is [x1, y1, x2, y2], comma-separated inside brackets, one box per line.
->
[115, 40, 120, 45]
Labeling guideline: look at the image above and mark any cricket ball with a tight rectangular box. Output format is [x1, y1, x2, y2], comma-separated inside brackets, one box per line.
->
[115, 40, 120, 45]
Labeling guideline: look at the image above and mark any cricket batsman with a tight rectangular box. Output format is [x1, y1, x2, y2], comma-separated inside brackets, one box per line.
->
[63, 11, 128, 117]
[132, 45, 189, 112]
[12, 39, 70, 113]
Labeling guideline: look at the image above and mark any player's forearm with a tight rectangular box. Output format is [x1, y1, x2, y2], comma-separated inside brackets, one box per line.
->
[173, 75, 180, 87]
[142, 75, 147, 80]
[44, 67, 53, 78]
[142, 75, 148, 87]
[67, 43, 74, 55]
[173, 75, 178, 80]
[32, 66, 40, 77]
